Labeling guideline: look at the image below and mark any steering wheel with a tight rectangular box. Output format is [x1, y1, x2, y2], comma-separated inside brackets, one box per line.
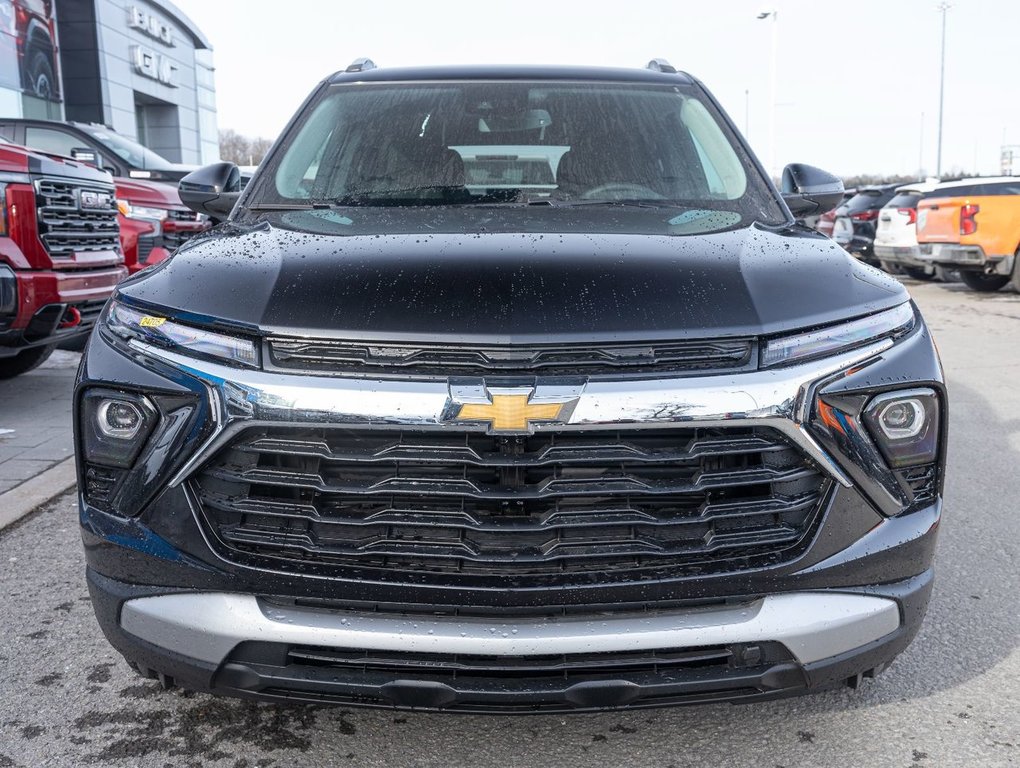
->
[580, 183, 665, 201]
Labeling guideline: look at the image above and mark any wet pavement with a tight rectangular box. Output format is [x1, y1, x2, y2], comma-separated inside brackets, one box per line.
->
[0, 279, 1017, 767]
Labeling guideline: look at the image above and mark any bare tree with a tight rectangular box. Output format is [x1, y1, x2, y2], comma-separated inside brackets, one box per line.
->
[218, 129, 273, 166]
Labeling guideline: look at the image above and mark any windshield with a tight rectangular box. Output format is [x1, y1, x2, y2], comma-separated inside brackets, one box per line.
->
[78, 125, 175, 170]
[253, 80, 782, 230]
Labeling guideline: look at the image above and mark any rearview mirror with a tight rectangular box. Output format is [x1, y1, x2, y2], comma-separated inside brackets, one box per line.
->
[781, 163, 844, 218]
[179, 162, 241, 222]
[479, 109, 552, 133]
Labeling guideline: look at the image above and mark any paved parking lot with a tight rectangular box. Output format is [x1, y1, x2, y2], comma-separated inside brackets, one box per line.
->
[0, 351, 78, 495]
[0, 280, 1017, 767]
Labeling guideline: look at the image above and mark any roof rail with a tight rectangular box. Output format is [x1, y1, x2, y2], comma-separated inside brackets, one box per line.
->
[345, 57, 377, 73]
[646, 58, 676, 74]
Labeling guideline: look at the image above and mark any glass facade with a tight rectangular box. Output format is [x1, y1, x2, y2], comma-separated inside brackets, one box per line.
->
[0, 0, 218, 165]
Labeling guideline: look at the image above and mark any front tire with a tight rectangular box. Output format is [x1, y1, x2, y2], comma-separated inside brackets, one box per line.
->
[0, 344, 55, 379]
[25, 49, 56, 100]
[960, 271, 1010, 292]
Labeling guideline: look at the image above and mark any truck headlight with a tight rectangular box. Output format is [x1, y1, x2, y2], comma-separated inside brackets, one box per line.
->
[762, 302, 915, 368]
[116, 199, 169, 221]
[105, 300, 258, 367]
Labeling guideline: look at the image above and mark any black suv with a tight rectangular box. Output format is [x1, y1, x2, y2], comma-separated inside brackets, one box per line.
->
[75, 60, 946, 713]
[833, 184, 904, 267]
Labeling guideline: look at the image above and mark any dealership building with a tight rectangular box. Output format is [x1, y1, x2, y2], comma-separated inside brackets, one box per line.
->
[0, 0, 217, 164]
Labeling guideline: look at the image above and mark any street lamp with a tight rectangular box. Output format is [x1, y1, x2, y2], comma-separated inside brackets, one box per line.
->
[757, 9, 779, 180]
[936, 2, 950, 177]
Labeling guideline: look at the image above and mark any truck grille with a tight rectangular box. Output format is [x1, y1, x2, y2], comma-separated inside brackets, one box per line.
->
[194, 426, 829, 581]
[163, 209, 207, 250]
[35, 178, 120, 258]
[266, 338, 754, 378]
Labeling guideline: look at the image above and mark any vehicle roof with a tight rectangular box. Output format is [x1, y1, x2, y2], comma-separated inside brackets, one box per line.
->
[854, 183, 905, 193]
[327, 64, 696, 85]
[893, 180, 941, 194]
[934, 175, 1020, 189]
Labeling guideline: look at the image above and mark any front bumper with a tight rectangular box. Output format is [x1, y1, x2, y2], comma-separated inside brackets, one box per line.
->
[88, 568, 933, 712]
[76, 313, 947, 710]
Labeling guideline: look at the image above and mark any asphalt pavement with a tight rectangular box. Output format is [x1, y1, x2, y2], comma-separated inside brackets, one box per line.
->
[0, 279, 1017, 768]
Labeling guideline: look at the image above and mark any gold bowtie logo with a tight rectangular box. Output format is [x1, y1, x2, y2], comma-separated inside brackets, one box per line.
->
[454, 394, 569, 433]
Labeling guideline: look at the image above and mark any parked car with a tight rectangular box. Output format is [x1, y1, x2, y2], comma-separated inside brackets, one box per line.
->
[76, 60, 945, 712]
[873, 181, 940, 279]
[814, 189, 855, 238]
[832, 184, 903, 265]
[917, 176, 1020, 292]
[0, 120, 209, 273]
[0, 140, 124, 377]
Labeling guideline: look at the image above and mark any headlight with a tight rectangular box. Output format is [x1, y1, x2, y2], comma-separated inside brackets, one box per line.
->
[862, 388, 940, 468]
[761, 302, 915, 368]
[116, 199, 169, 221]
[105, 300, 258, 367]
[80, 389, 158, 469]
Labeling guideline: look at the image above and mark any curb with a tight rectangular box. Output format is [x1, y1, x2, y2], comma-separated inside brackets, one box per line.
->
[0, 457, 77, 531]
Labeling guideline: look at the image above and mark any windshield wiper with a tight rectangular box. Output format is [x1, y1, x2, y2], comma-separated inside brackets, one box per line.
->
[550, 199, 692, 209]
[247, 202, 330, 211]
[333, 186, 471, 207]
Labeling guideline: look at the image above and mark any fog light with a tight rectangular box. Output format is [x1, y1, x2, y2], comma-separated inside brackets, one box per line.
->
[863, 389, 940, 468]
[97, 399, 144, 439]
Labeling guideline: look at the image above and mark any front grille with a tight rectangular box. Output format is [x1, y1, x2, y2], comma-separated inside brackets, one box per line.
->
[137, 235, 156, 264]
[194, 426, 829, 581]
[75, 299, 107, 328]
[35, 178, 120, 258]
[163, 209, 207, 250]
[218, 639, 803, 712]
[266, 338, 754, 378]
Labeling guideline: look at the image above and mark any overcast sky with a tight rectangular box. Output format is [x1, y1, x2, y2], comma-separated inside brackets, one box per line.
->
[169, 0, 1019, 178]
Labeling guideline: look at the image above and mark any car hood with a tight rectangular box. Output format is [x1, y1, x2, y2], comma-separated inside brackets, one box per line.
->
[114, 178, 184, 208]
[116, 222, 907, 343]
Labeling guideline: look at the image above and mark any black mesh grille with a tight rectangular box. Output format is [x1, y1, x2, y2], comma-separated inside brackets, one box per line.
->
[901, 462, 937, 508]
[266, 338, 754, 378]
[35, 178, 120, 257]
[193, 426, 829, 581]
[221, 639, 804, 711]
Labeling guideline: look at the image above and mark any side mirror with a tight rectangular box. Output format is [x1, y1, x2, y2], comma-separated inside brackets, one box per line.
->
[71, 147, 97, 165]
[179, 162, 241, 222]
[781, 163, 844, 218]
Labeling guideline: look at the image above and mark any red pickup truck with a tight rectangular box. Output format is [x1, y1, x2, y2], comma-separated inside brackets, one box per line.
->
[0, 141, 125, 377]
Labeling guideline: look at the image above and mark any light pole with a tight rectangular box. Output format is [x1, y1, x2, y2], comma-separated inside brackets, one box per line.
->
[744, 88, 750, 138]
[936, 2, 950, 177]
[756, 10, 779, 180]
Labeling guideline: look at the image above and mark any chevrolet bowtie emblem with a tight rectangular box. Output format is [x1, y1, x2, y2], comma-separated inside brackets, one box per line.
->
[454, 393, 572, 433]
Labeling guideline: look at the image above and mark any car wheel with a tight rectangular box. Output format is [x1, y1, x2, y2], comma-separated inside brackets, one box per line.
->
[26, 50, 55, 100]
[960, 271, 1010, 292]
[904, 266, 935, 281]
[0, 344, 55, 379]
[879, 261, 904, 275]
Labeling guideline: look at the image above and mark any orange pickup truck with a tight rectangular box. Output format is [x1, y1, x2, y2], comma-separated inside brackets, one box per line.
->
[916, 176, 1020, 291]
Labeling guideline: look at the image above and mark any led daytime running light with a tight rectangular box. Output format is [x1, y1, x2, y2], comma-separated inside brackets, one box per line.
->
[762, 302, 915, 368]
[106, 301, 258, 367]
